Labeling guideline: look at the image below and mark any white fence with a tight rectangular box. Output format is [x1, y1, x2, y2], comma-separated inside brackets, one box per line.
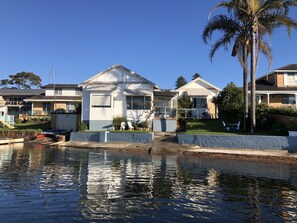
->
[0, 115, 15, 125]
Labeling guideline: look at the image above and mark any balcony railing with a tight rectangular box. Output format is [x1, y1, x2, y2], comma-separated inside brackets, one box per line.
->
[154, 107, 177, 118]
[177, 108, 211, 119]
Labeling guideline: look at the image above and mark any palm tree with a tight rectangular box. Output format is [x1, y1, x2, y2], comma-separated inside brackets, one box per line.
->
[204, 0, 297, 133]
[239, 0, 297, 132]
[202, 3, 272, 131]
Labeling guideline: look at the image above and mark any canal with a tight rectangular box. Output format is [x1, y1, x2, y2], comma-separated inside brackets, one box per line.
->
[0, 143, 296, 222]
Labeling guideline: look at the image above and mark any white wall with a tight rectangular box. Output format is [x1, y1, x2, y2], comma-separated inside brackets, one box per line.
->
[46, 88, 82, 96]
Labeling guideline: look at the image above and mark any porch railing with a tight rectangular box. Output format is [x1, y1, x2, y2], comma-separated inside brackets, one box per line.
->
[154, 107, 177, 118]
[177, 108, 210, 119]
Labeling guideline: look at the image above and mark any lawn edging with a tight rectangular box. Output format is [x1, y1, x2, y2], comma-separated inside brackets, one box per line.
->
[177, 134, 297, 151]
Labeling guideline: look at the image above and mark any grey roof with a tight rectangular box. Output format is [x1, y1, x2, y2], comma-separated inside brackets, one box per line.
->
[0, 88, 45, 96]
[256, 85, 297, 91]
[275, 64, 297, 71]
[42, 84, 81, 89]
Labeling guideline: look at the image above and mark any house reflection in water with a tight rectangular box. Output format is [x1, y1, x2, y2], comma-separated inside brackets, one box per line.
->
[0, 144, 296, 222]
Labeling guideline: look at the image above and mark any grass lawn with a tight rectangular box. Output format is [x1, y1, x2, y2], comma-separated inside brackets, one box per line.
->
[186, 119, 240, 135]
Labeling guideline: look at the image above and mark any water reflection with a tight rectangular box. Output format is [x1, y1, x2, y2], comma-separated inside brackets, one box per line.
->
[0, 143, 296, 222]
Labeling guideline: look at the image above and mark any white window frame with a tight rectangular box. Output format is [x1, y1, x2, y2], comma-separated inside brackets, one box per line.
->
[91, 95, 111, 108]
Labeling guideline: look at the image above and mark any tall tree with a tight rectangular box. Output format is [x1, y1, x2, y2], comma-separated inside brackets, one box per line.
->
[233, 0, 297, 133]
[203, 4, 271, 131]
[203, 0, 297, 132]
[0, 72, 42, 89]
[175, 76, 187, 89]
[192, 73, 201, 80]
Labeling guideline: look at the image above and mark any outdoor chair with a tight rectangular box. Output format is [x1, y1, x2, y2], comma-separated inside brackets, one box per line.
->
[127, 121, 134, 130]
[234, 121, 240, 131]
[222, 121, 230, 132]
[120, 122, 126, 130]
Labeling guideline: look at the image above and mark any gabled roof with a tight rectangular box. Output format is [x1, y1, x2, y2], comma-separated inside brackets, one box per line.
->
[80, 64, 159, 89]
[176, 77, 221, 92]
[42, 84, 81, 89]
[0, 88, 45, 96]
[256, 64, 297, 81]
[275, 64, 297, 71]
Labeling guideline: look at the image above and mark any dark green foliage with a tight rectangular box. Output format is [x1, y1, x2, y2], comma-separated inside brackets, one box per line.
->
[192, 73, 201, 80]
[79, 121, 88, 131]
[112, 116, 126, 130]
[75, 101, 82, 114]
[15, 118, 22, 124]
[178, 95, 192, 109]
[177, 118, 187, 132]
[0, 72, 42, 89]
[175, 76, 187, 89]
[212, 82, 243, 122]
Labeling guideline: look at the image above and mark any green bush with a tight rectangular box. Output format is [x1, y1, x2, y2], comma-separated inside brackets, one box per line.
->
[112, 116, 126, 130]
[15, 118, 22, 124]
[79, 121, 88, 131]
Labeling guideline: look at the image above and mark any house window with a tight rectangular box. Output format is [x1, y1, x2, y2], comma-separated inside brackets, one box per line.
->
[287, 73, 297, 86]
[66, 102, 75, 112]
[43, 102, 51, 114]
[75, 88, 81, 96]
[91, 95, 111, 107]
[127, 96, 151, 110]
[281, 95, 295, 105]
[55, 88, 62, 96]
[193, 97, 207, 108]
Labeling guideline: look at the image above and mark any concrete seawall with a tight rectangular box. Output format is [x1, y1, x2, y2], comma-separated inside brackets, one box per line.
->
[177, 134, 297, 151]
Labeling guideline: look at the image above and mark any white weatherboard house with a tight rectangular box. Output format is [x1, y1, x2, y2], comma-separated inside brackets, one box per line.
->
[80, 64, 159, 131]
[176, 77, 221, 119]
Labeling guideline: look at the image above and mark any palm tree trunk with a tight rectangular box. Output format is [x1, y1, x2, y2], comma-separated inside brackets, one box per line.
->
[243, 45, 249, 131]
[250, 26, 257, 133]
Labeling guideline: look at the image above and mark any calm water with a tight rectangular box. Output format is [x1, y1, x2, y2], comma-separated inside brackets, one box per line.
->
[0, 143, 297, 223]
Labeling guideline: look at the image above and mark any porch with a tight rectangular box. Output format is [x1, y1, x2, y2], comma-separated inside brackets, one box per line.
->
[256, 92, 297, 108]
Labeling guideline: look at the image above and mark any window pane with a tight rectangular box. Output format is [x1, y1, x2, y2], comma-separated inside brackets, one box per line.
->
[92, 95, 111, 107]
[133, 96, 144, 109]
[127, 96, 132, 109]
[66, 102, 75, 111]
[145, 96, 151, 109]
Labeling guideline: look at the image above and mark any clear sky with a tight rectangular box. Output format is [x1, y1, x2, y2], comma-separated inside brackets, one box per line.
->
[0, 0, 296, 90]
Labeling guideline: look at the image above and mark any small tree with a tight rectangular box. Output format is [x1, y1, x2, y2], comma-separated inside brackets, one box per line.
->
[178, 94, 193, 118]
[175, 76, 187, 89]
[212, 82, 243, 122]
[192, 73, 201, 80]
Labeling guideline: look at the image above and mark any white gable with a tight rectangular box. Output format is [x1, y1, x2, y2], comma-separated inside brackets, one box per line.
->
[81, 64, 158, 88]
[177, 78, 221, 96]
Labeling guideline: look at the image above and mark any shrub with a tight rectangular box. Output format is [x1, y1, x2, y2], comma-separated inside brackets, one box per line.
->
[177, 118, 187, 132]
[112, 116, 126, 130]
[79, 121, 88, 131]
[15, 118, 22, 124]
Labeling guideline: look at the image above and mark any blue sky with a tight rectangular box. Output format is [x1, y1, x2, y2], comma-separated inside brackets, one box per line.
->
[0, 0, 296, 90]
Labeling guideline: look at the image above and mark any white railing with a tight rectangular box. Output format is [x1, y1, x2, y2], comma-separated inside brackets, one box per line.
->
[178, 108, 210, 119]
[0, 115, 15, 125]
[154, 106, 177, 118]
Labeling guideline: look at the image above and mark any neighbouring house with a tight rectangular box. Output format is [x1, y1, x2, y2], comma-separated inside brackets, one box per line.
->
[24, 84, 82, 116]
[253, 64, 297, 108]
[0, 88, 45, 118]
[175, 77, 221, 119]
[80, 64, 160, 131]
